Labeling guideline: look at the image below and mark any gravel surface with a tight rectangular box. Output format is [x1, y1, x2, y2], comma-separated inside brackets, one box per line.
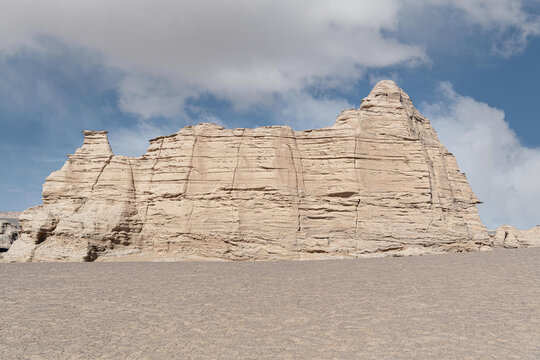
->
[1, 248, 539, 359]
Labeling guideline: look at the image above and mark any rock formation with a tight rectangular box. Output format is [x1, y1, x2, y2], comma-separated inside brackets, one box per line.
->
[4, 80, 491, 262]
[0, 221, 19, 251]
[492, 225, 540, 248]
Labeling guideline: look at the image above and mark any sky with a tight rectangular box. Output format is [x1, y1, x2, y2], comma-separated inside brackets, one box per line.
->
[0, 0, 539, 230]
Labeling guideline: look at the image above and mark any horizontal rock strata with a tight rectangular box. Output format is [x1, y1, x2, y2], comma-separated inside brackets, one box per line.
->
[4, 81, 490, 262]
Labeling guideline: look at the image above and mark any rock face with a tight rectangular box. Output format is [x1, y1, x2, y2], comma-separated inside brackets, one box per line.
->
[492, 225, 540, 248]
[4, 81, 490, 262]
[0, 221, 19, 251]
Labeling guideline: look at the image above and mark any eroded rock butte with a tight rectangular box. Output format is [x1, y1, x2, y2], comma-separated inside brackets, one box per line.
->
[4, 81, 492, 262]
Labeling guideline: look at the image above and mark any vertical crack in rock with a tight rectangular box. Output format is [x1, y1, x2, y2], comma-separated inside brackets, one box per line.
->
[406, 112, 417, 138]
[353, 119, 362, 256]
[183, 129, 198, 195]
[72, 202, 84, 215]
[291, 129, 306, 247]
[440, 152, 457, 204]
[128, 158, 136, 197]
[229, 129, 245, 234]
[142, 138, 164, 250]
[91, 155, 113, 192]
[425, 218, 434, 233]
[149, 138, 165, 190]
[446, 153, 473, 241]
[286, 144, 300, 197]
[353, 132, 359, 187]
[354, 198, 361, 257]
[186, 205, 195, 235]
[144, 138, 164, 218]
[183, 130, 198, 235]
[230, 129, 245, 193]
[411, 116, 435, 207]
[424, 156, 435, 207]
[286, 129, 303, 243]
[291, 130, 306, 192]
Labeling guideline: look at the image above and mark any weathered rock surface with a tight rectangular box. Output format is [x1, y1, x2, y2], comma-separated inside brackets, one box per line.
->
[492, 225, 540, 248]
[3, 81, 490, 262]
[0, 220, 19, 251]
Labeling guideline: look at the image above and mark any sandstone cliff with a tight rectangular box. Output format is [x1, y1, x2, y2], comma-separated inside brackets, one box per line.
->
[4, 81, 491, 262]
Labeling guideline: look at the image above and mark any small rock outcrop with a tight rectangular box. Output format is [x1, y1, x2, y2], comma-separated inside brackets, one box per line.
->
[0, 221, 19, 251]
[492, 225, 540, 248]
[4, 81, 491, 262]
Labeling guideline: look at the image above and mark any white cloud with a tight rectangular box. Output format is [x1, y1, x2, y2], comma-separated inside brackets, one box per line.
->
[419, 0, 540, 55]
[0, 0, 537, 119]
[0, 0, 426, 117]
[421, 82, 540, 230]
[117, 76, 187, 119]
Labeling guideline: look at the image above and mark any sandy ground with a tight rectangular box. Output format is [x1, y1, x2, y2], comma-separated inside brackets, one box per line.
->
[1, 248, 539, 359]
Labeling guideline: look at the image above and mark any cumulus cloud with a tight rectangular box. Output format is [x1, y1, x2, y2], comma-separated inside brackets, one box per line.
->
[0, 0, 424, 119]
[117, 76, 187, 120]
[438, 0, 540, 55]
[405, 0, 540, 56]
[421, 82, 540, 229]
[0, 0, 537, 122]
[0, 0, 427, 117]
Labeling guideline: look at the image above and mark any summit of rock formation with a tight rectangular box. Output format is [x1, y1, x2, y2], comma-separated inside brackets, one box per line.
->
[4, 80, 492, 262]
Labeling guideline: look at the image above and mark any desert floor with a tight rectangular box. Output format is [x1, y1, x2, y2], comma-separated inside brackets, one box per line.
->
[1, 248, 539, 359]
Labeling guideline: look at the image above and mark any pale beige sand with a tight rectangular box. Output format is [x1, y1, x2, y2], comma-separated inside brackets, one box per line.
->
[1, 248, 539, 359]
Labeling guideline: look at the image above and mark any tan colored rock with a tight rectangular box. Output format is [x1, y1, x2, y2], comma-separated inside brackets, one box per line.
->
[0, 220, 19, 251]
[492, 225, 540, 248]
[3, 80, 490, 262]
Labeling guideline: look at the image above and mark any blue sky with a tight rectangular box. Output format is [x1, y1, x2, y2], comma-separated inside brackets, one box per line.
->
[0, 0, 539, 229]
